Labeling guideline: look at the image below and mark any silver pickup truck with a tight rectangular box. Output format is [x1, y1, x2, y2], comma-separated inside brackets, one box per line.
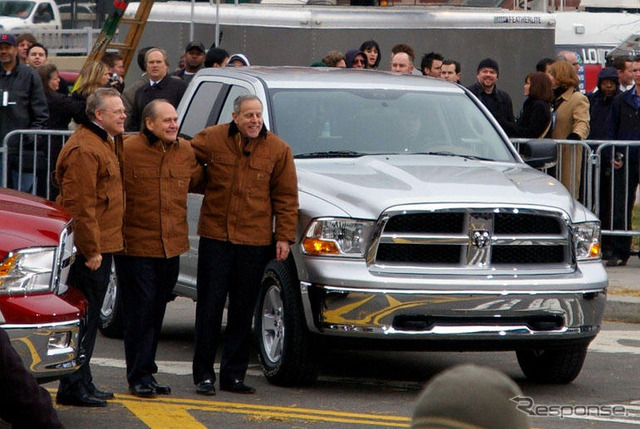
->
[101, 67, 606, 386]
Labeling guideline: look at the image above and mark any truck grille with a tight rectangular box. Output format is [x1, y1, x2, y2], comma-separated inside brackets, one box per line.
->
[369, 206, 572, 274]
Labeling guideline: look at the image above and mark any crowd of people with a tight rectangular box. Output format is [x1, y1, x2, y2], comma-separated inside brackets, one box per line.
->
[1, 30, 639, 425]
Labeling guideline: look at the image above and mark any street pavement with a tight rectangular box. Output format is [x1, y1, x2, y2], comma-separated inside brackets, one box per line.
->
[604, 255, 640, 323]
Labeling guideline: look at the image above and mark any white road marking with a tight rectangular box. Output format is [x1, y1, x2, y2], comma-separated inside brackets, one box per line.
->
[92, 358, 262, 377]
[589, 330, 640, 355]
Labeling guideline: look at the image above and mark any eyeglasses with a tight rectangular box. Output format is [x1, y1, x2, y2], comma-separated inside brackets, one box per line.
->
[100, 109, 126, 116]
[353, 59, 365, 65]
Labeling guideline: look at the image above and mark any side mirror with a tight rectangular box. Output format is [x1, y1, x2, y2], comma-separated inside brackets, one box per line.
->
[518, 138, 557, 170]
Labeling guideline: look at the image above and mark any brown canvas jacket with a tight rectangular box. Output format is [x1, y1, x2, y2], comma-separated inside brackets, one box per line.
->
[190, 122, 298, 246]
[120, 131, 204, 258]
[55, 123, 124, 258]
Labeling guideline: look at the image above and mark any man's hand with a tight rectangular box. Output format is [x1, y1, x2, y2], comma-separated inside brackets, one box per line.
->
[85, 254, 103, 271]
[275, 241, 290, 261]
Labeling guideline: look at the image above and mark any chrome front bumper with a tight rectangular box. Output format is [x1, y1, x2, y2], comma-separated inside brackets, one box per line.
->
[2, 319, 82, 382]
[299, 259, 607, 344]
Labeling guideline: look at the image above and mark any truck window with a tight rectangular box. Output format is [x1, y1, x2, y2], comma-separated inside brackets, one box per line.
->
[179, 81, 224, 138]
[34, 3, 53, 22]
[218, 85, 250, 124]
[270, 88, 513, 161]
[0, 0, 35, 17]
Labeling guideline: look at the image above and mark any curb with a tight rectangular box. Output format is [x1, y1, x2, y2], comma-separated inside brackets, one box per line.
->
[604, 295, 640, 324]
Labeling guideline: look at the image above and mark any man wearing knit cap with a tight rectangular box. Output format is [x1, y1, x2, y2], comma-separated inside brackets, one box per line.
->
[467, 58, 514, 128]
[411, 364, 531, 429]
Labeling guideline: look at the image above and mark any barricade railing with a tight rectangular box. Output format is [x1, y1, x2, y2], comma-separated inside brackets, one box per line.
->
[592, 141, 640, 241]
[1, 129, 73, 201]
[513, 138, 640, 247]
[512, 139, 595, 208]
[31, 28, 118, 56]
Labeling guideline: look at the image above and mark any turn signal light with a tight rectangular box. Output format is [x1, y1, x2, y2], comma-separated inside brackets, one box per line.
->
[302, 238, 340, 255]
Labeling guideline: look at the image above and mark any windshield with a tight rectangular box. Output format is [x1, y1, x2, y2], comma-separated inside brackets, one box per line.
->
[270, 88, 515, 162]
[0, 0, 34, 17]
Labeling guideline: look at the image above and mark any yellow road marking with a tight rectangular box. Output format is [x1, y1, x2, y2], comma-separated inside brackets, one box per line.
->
[49, 389, 410, 427]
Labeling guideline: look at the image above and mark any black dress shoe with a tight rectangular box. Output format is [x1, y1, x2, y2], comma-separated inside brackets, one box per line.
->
[220, 379, 256, 394]
[129, 383, 157, 398]
[151, 381, 171, 395]
[86, 383, 115, 400]
[606, 257, 627, 267]
[56, 391, 107, 407]
[195, 379, 216, 396]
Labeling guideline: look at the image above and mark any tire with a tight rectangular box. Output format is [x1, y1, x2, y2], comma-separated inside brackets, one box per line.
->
[255, 259, 318, 386]
[516, 345, 588, 384]
[98, 261, 124, 338]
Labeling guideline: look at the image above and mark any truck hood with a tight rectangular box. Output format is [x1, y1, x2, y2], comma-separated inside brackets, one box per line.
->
[297, 155, 580, 219]
[0, 188, 70, 257]
[0, 17, 28, 30]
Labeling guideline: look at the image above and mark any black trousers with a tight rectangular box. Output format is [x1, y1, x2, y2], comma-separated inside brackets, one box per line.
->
[192, 238, 268, 385]
[0, 328, 62, 428]
[58, 253, 113, 396]
[599, 164, 639, 261]
[114, 255, 179, 385]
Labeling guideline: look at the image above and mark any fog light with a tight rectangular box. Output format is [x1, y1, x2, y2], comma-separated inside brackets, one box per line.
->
[48, 331, 71, 354]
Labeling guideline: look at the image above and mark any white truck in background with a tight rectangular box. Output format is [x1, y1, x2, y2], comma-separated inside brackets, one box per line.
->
[0, 0, 62, 32]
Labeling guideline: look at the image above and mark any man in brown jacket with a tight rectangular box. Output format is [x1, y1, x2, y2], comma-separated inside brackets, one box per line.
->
[55, 87, 125, 407]
[190, 94, 298, 395]
[115, 99, 204, 397]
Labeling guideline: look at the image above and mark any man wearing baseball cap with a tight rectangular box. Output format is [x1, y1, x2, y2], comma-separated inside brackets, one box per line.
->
[0, 33, 48, 194]
[172, 41, 205, 84]
[467, 57, 514, 128]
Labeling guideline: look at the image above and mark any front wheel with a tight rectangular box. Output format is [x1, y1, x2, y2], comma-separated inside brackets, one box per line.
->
[516, 345, 588, 384]
[99, 261, 124, 338]
[255, 260, 318, 386]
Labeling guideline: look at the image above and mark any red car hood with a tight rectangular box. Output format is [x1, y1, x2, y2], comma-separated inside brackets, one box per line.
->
[0, 189, 71, 260]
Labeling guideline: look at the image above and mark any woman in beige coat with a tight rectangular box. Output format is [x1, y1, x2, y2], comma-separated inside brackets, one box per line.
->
[548, 61, 590, 200]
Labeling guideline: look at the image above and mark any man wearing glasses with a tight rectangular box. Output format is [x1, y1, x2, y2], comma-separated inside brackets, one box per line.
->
[55, 87, 126, 407]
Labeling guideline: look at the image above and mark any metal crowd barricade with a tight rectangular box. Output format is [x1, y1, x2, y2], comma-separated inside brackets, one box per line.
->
[1, 129, 73, 201]
[512, 138, 595, 208]
[592, 140, 640, 244]
[513, 138, 640, 246]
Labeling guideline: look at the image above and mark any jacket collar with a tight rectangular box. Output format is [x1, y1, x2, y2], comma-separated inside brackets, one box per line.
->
[143, 127, 160, 145]
[149, 76, 168, 88]
[85, 121, 111, 143]
[227, 120, 267, 138]
[2, 60, 22, 75]
[142, 127, 178, 148]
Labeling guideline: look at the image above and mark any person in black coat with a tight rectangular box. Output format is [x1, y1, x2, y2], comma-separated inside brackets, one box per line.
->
[467, 58, 514, 126]
[501, 72, 553, 138]
[37, 63, 86, 200]
[588, 67, 621, 140]
[127, 48, 187, 131]
[602, 66, 639, 266]
[588, 67, 623, 263]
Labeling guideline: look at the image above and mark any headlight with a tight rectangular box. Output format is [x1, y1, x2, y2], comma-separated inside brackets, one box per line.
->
[0, 247, 56, 294]
[573, 221, 601, 260]
[302, 218, 375, 258]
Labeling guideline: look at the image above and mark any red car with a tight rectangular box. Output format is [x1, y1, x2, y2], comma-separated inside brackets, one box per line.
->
[0, 188, 86, 383]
